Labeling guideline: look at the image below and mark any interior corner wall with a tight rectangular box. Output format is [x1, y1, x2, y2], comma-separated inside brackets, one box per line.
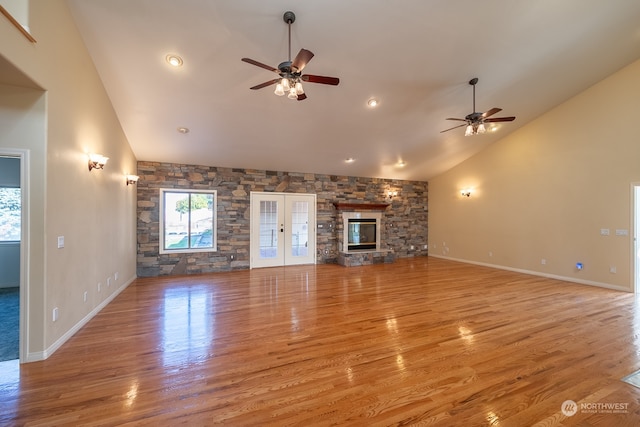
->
[428, 59, 640, 292]
[0, 0, 138, 361]
[0, 83, 47, 356]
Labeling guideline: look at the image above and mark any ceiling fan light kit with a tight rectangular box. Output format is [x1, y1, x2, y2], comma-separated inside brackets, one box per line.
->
[242, 11, 340, 101]
[441, 77, 516, 136]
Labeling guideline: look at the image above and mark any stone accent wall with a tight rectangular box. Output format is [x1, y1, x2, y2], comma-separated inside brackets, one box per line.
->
[136, 161, 428, 276]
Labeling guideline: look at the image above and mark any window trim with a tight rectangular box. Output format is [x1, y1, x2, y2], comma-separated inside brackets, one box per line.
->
[159, 188, 217, 254]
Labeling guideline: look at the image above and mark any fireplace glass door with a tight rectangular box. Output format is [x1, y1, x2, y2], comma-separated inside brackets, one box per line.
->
[348, 218, 377, 250]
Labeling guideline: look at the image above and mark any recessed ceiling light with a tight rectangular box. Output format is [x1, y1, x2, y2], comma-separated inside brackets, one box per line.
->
[166, 54, 183, 67]
[177, 127, 189, 134]
[345, 158, 355, 163]
[367, 98, 379, 108]
[397, 160, 406, 167]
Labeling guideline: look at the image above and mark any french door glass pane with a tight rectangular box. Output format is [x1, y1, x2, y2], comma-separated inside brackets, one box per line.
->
[259, 200, 278, 258]
[291, 201, 309, 257]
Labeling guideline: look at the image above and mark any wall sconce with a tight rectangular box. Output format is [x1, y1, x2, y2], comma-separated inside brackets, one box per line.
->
[460, 189, 472, 197]
[88, 153, 109, 171]
[387, 190, 398, 200]
[126, 175, 139, 186]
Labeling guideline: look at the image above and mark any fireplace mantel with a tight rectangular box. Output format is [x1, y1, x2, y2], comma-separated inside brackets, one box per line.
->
[333, 202, 389, 211]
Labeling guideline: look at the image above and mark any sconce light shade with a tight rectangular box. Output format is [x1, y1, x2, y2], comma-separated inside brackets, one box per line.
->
[126, 175, 139, 186]
[88, 154, 109, 171]
[460, 189, 472, 197]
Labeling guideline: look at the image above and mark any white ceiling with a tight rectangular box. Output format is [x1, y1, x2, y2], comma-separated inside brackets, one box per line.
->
[66, 0, 640, 181]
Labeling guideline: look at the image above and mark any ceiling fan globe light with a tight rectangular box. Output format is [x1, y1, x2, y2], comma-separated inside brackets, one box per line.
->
[287, 87, 298, 99]
[281, 78, 290, 91]
[295, 81, 304, 94]
[465, 125, 473, 136]
[274, 83, 285, 96]
[477, 123, 486, 134]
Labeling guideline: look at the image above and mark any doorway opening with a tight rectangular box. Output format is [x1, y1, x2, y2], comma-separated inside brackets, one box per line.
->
[0, 152, 26, 362]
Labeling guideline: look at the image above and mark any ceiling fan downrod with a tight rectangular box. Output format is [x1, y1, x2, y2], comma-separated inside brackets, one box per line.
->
[469, 77, 478, 113]
[283, 11, 295, 62]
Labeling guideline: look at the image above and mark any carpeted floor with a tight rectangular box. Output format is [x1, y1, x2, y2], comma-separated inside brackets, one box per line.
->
[0, 287, 19, 361]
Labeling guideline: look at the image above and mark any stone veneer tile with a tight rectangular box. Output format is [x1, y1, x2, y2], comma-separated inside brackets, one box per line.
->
[136, 161, 428, 276]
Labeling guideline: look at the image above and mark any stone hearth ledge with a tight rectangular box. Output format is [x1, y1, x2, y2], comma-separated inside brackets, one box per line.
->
[337, 249, 395, 267]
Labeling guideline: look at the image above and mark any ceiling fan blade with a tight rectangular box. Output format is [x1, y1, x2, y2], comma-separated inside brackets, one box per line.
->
[482, 107, 502, 118]
[297, 93, 307, 101]
[484, 116, 516, 123]
[440, 124, 467, 133]
[445, 118, 467, 122]
[241, 58, 279, 74]
[291, 49, 314, 72]
[301, 74, 340, 85]
[249, 79, 280, 90]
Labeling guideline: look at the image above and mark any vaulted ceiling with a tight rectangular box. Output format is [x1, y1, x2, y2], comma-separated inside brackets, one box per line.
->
[67, 0, 640, 181]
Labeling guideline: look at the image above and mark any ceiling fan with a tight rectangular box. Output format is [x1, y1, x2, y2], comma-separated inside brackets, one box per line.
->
[241, 11, 340, 101]
[441, 77, 516, 135]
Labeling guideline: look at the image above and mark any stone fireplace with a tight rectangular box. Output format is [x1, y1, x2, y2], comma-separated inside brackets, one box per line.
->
[333, 202, 395, 267]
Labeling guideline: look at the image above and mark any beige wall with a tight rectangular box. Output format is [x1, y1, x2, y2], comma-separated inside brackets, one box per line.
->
[429, 59, 640, 292]
[0, 0, 137, 361]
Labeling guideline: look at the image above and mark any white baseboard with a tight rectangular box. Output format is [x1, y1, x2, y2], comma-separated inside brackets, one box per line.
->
[25, 275, 136, 362]
[429, 254, 631, 293]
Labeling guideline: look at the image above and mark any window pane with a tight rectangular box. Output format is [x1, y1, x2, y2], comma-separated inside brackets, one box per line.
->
[164, 192, 190, 250]
[0, 188, 21, 241]
[162, 190, 216, 253]
[190, 193, 214, 249]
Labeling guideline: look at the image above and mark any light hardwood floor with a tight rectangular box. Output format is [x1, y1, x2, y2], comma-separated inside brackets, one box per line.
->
[2, 257, 640, 426]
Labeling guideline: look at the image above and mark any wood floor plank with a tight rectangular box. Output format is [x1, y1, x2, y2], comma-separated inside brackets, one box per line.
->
[2, 257, 640, 426]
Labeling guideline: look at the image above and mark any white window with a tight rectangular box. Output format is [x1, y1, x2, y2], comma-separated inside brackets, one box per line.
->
[159, 189, 217, 254]
[0, 187, 21, 242]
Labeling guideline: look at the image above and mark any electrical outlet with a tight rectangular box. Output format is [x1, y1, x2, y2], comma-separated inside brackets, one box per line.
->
[541, 259, 546, 265]
[410, 245, 415, 250]
[83, 291, 88, 302]
[423, 244, 428, 250]
[52, 307, 59, 322]
[114, 272, 119, 281]
[610, 266, 617, 274]
[98, 282, 101, 292]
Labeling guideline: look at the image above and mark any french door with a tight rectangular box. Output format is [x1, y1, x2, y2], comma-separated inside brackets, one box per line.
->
[250, 192, 316, 268]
